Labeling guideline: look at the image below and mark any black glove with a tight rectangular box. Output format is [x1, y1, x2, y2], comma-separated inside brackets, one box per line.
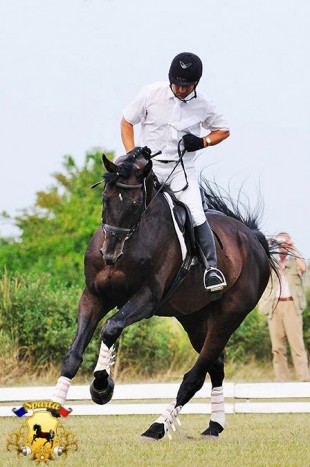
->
[182, 134, 204, 152]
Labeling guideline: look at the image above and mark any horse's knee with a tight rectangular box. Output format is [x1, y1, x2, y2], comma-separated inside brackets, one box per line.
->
[61, 350, 83, 379]
[101, 318, 123, 348]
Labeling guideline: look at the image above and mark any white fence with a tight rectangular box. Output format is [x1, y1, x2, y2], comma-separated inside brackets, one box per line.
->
[0, 382, 309, 417]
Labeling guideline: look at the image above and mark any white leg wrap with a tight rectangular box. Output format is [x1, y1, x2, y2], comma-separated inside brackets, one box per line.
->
[94, 342, 115, 374]
[210, 386, 225, 428]
[154, 400, 182, 439]
[52, 376, 71, 405]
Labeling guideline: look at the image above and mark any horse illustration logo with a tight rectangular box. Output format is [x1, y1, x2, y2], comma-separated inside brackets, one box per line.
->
[7, 401, 78, 462]
[25, 410, 59, 458]
[32, 424, 55, 447]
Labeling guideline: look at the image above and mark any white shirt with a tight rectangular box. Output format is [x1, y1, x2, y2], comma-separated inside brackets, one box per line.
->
[123, 81, 230, 162]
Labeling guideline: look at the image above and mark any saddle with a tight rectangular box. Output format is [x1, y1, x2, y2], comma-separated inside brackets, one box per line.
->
[172, 201, 196, 259]
[154, 182, 225, 311]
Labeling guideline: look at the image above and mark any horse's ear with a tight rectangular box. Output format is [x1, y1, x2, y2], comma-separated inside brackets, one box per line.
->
[137, 160, 153, 180]
[102, 154, 118, 173]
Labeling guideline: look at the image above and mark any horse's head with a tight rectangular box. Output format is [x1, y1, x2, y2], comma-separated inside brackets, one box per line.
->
[100, 147, 153, 265]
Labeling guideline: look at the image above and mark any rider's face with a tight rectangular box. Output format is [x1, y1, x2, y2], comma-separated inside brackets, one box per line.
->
[171, 83, 196, 100]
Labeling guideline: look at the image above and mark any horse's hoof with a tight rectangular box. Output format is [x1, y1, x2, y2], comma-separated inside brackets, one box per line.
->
[201, 420, 224, 438]
[90, 377, 114, 405]
[141, 423, 165, 440]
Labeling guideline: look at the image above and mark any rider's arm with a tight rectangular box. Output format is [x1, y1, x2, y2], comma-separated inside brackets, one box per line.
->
[121, 117, 135, 153]
[202, 129, 230, 147]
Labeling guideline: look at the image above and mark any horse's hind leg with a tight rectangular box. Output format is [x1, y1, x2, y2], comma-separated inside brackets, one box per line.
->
[201, 353, 225, 438]
[142, 306, 242, 440]
[141, 311, 209, 440]
[52, 288, 107, 405]
[142, 351, 225, 441]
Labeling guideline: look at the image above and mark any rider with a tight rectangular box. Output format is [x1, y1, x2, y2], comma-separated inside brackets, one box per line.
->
[121, 52, 230, 293]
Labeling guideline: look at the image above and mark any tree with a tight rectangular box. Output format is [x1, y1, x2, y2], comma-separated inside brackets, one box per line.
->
[0, 150, 112, 287]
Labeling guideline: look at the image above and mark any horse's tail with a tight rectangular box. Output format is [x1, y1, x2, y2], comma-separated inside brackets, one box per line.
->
[201, 180, 278, 275]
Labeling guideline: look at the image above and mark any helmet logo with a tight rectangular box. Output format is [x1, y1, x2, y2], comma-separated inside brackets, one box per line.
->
[179, 60, 192, 69]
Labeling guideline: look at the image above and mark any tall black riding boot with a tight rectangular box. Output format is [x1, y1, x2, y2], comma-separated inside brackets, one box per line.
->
[194, 221, 226, 292]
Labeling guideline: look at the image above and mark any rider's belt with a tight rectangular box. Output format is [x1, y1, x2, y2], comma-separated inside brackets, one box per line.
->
[156, 160, 177, 164]
[278, 297, 293, 301]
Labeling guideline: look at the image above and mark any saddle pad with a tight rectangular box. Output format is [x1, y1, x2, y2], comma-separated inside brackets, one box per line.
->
[162, 192, 187, 261]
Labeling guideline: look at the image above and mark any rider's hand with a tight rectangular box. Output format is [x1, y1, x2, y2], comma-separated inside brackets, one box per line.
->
[183, 134, 204, 152]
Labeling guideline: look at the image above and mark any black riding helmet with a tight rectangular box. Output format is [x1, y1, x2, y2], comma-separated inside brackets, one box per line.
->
[169, 52, 203, 87]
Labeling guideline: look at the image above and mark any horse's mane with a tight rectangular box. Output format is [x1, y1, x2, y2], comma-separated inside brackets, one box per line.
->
[103, 157, 137, 185]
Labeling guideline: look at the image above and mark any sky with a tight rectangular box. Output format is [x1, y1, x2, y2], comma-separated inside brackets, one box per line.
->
[1, 0, 310, 259]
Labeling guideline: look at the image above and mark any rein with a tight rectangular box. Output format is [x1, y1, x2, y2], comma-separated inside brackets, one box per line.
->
[134, 140, 188, 218]
[98, 143, 188, 241]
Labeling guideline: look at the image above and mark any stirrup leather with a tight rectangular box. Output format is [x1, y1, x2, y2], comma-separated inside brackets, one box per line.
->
[203, 267, 227, 292]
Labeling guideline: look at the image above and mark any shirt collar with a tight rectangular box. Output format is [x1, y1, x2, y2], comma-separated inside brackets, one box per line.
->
[167, 84, 197, 102]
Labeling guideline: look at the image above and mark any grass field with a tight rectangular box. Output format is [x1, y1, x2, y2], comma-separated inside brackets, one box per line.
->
[1, 413, 310, 466]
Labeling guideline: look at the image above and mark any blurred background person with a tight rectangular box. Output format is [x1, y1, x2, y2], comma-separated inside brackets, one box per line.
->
[259, 232, 309, 382]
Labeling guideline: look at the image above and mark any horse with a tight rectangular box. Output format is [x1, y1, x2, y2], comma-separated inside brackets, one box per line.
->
[32, 424, 55, 447]
[52, 146, 276, 440]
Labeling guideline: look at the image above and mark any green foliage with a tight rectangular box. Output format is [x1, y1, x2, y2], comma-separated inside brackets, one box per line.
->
[0, 269, 193, 373]
[0, 266, 308, 376]
[0, 151, 111, 287]
[116, 317, 195, 377]
[225, 308, 272, 363]
[0, 271, 79, 365]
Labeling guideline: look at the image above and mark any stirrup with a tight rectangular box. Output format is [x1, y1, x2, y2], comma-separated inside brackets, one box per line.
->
[203, 267, 227, 292]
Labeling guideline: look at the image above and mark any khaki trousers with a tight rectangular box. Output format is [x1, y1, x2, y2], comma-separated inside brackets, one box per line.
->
[268, 300, 309, 382]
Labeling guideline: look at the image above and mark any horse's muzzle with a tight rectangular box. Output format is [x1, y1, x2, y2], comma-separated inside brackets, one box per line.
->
[100, 248, 123, 265]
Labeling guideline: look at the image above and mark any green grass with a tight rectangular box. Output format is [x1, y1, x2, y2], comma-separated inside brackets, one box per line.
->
[1, 413, 309, 466]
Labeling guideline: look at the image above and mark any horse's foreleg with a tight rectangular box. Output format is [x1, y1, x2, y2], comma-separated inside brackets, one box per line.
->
[101, 286, 156, 347]
[52, 288, 106, 405]
[91, 286, 158, 405]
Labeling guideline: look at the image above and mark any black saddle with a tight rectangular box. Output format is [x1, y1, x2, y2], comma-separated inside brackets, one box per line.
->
[171, 199, 196, 258]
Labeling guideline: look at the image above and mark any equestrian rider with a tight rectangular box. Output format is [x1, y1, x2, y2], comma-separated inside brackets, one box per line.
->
[121, 52, 230, 293]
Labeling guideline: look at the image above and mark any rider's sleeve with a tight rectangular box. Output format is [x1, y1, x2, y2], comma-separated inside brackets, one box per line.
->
[123, 86, 148, 126]
[201, 98, 230, 132]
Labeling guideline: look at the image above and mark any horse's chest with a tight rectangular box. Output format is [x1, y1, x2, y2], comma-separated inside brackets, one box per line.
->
[97, 268, 127, 288]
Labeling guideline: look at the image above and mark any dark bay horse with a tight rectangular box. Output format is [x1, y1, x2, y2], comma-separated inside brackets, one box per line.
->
[53, 146, 276, 440]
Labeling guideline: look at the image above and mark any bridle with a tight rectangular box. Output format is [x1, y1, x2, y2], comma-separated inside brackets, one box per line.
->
[97, 143, 188, 252]
[102, 179, 146, 241]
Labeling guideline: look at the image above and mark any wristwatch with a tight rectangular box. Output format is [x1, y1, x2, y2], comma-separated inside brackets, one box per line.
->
[206, 137, 212, 147]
